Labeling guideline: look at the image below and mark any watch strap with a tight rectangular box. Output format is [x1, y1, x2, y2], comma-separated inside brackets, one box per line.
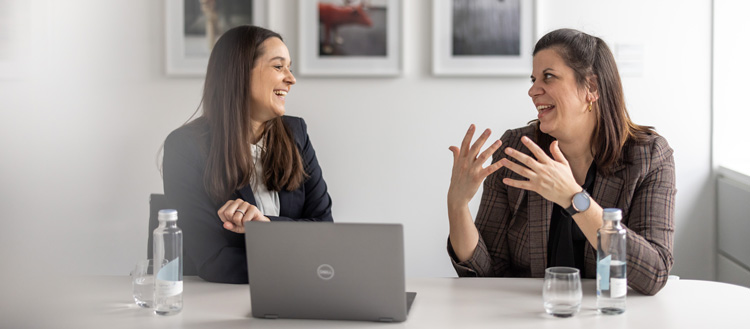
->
[564, 202, 579, 217]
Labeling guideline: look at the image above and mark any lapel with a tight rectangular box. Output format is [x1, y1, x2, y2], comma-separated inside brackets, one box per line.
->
[277, 190, 290, 217]
[238, 185, 291, 217]
[591, 165, 625, 213]
[237, 185, 257, 206]
[527, 190, 552, 277]
[583, 164, 626, 277]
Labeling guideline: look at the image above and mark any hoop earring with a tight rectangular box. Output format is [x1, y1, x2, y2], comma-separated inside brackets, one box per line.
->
[588, 102, 593, 112]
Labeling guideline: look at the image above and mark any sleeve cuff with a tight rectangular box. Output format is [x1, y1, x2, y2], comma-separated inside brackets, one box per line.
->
[447, 238, 481, 277]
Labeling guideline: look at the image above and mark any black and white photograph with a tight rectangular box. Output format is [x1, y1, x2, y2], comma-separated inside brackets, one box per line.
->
[299, 0, 401, 76]
[317, 0, 388, 57]
[452, 0, 521, 56]
[433, 0, 533, 76]
[166, 0, 266, 76]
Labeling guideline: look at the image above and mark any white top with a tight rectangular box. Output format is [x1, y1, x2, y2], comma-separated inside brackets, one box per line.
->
[249, 138, 280, 217]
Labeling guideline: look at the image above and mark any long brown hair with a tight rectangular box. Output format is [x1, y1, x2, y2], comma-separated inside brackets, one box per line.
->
[196, 25, 306, 204]
[531, 28, 656, 175]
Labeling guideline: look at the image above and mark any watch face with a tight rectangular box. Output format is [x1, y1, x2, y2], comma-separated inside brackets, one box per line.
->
[572, 191, 590, 211]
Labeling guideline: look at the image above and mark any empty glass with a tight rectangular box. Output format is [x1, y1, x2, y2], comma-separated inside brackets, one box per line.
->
[131, 259, 155, 308]
[543, 267, 582, 318]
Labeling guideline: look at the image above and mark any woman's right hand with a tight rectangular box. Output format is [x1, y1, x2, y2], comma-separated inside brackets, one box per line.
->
[447, 124, 504, 210]
[217, 199, 270, 234]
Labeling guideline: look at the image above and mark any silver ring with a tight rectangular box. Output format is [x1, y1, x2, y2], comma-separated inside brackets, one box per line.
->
[234, 209, 246, 216]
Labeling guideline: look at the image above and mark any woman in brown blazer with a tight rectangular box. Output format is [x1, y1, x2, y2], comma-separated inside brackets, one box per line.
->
[447, 28, 675, 295]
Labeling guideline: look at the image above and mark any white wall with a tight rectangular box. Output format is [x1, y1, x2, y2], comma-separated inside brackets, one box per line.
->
[714, 0, 750, 172]
[0, 0, 713, 282]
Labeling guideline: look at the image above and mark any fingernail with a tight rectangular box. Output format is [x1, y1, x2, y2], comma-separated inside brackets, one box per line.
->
[522, 136, 529, 142]
[505, 148, 513, 155]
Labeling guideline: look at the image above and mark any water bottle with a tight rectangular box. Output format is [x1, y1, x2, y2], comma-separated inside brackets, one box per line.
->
[153, 209, 183, 315]
[596, 208, 627, 314]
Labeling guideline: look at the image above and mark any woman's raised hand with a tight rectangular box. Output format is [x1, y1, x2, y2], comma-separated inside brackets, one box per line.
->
[217, 199, 270, 234]
[447, 124, 504, 209]
[500, 137, 580, 207]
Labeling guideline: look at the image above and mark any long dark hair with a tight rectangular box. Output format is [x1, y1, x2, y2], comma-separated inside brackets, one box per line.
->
[195, 25, 306, 204]
[531, 28, 656, 175]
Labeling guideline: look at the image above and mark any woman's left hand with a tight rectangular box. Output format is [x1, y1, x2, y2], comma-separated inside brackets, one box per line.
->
[500, 136, 580, 207]
[217, 199, 271, 234]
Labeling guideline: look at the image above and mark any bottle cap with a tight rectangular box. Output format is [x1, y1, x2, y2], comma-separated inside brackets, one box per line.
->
[158, 209, 178, 221]
[602, 208, 622, 221]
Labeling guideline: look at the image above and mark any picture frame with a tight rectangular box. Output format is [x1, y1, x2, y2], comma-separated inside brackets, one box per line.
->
[432, 0, 535, 77]
[298, 0, 402, 77]
[165, 0, 267, 77]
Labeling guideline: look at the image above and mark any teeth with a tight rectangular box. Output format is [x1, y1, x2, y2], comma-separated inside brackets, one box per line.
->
[274, 90, 287, 96]
[536, 105, 553, 111]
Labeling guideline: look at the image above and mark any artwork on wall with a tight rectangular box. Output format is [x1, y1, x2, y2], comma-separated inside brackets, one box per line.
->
[165, 0, 266, 77]
[298, 0, 402, 77]
[433, 0, 534, 77]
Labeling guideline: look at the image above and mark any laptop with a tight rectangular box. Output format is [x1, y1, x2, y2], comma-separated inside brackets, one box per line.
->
[244, 222, 416, 322]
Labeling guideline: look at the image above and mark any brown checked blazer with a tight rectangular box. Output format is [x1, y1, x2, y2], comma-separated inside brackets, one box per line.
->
[449, 124, 676, 296]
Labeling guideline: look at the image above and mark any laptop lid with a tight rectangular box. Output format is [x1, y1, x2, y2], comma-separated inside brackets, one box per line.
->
[244, 222, 412, 322]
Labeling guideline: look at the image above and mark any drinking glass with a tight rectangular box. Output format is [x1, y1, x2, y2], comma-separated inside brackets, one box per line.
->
[131, 259, 155, 308]
[543, 267, 582, 317]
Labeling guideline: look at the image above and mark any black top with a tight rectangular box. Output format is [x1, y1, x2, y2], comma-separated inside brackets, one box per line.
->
[547, 162, 597, 274]
[163, 116, 334, 284]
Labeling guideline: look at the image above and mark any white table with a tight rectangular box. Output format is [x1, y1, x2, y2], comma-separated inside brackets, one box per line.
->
[3, 276, 748, 328]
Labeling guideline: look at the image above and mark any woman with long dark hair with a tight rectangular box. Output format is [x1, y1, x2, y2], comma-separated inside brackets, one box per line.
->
[163, 26, 333, 284]
[446, 28, 675, 295]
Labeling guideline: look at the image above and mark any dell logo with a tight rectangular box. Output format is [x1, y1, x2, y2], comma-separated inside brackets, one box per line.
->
[317, 264, 335, 280]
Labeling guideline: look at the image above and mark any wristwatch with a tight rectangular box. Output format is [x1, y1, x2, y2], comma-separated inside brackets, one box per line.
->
[564, 189, 591, 216]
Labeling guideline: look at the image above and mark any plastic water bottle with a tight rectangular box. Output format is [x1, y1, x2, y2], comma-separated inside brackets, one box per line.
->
[153, 209, 183, 315]
[597, 208, 627, 314]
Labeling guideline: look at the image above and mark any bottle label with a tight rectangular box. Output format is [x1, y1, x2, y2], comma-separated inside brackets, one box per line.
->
[155, 279, 183, 298]
[156, 257, 180, 281]
[597, 255, 611, 290]
[610, 278, 627, 298]
[155, 257, 182, 297]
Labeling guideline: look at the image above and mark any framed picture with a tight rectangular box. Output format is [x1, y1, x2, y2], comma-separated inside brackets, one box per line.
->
[433, 0, 534, 77]
[298, 0, 402, 77]
[165, 0, 267, 77]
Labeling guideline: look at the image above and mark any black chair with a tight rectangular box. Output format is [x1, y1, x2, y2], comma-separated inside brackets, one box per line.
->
[148, 193, 197, 275]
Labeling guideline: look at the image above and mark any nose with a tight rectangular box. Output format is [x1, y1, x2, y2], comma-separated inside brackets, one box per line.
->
[284, 68, 296, 86]
[528, 80, 543, 98]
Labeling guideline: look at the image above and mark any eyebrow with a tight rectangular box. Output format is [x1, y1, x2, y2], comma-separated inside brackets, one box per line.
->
[268, 56, 289, 63]
[531, 68, 556, 78]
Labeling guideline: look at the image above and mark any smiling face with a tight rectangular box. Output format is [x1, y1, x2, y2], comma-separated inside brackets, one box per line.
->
[528, 48, 597, 142]
[249, 37, 296, 127]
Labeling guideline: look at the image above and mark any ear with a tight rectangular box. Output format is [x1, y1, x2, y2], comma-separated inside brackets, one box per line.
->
[586, 75, 600, 102]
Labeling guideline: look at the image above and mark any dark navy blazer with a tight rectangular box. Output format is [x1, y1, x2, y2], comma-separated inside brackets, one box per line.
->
[163, 116, 333, 284]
